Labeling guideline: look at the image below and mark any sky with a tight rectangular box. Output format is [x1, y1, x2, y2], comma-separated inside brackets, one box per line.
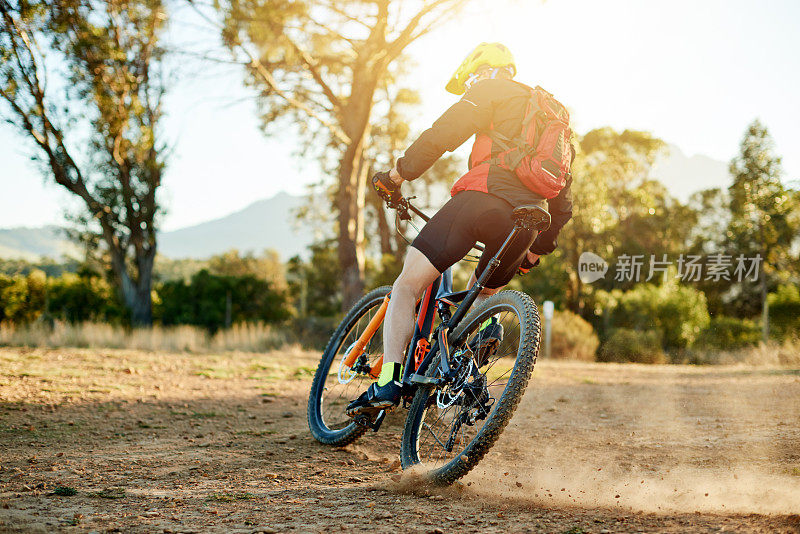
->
[0, 0, 798, 230]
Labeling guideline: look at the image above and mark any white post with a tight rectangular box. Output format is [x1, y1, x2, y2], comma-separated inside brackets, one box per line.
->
[542, 300, 554, 359]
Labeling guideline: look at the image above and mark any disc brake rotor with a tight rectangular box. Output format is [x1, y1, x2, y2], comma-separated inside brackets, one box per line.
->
[436, 350, 475, 409]
[337, 342, 359, 385]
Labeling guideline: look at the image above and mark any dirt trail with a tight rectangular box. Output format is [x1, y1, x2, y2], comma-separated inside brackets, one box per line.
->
[0, 347, 798, 533]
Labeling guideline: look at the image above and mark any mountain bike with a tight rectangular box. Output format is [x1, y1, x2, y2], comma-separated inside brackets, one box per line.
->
[307, 194, 551, 485]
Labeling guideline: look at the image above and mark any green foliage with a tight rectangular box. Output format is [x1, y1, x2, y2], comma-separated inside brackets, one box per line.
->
[598, 328, 666, 364]
[768, 285, 800, 340]
[47, 273, 124, 323]
[558, 128, 672, 314]
[0, 270, 121, 324]
[608, 280, 710, 349]
[206, 249, 286, 290]
[695, 316, 761, 350]
[286, 240, 342, 317]
[725, 120, 798, 317]
[155, 270, 290, 332]
[546, 309, 599, 361]
[512, 249, 570, 310]
[0, 270, 47, 324]
[0, 266, 290, 332]
[154, 249, 286, 288]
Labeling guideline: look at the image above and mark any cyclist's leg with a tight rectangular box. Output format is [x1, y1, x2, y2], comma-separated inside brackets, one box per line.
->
[383, 247, 440, 365]
[385, 192, 488, 363]
[347, 195, 478, 414]
[345, 253, 434, 413]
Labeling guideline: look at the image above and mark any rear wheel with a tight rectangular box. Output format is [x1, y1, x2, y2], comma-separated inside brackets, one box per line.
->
[307, 286, 391, 446]
[400, 290, 539, 485]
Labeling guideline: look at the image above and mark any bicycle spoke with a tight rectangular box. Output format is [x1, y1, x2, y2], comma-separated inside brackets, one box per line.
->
[318, 298, 386, 432]
[413, 302, 527, 470]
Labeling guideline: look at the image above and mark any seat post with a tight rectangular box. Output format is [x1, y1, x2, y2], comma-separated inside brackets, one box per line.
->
[446, 226, 524, 332]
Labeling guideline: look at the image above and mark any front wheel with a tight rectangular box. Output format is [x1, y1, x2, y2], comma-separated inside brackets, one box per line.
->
[307, 286, 391, 446]
[400, 290, 540, 485]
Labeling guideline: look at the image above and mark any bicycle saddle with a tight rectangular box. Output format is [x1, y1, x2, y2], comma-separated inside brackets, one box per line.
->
[512, 204, 551, 232]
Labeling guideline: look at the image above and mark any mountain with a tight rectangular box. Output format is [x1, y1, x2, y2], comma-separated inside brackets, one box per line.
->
[0, 149, 732, 261]
[651, 144, 730, 202]
[0, 225, 79, 261]
[0, 193, 316, 261]
[158, 192, 316, 259]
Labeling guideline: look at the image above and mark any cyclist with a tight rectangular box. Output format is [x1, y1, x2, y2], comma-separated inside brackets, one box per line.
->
[347, 43, 574, 415]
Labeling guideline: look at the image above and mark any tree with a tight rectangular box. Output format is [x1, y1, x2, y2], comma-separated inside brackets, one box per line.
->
[206, 249, 286, 290]
[211, 0, 469, 309]
[558, 128, 666, 315]
[727, 119, 797, 337]
[286, 239, 342, 318]
[0, 0, 169, 324]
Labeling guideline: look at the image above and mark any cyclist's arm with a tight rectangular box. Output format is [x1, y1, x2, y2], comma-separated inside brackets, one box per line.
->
[529, 177, 573, 256]
[395, 81, 495, 181]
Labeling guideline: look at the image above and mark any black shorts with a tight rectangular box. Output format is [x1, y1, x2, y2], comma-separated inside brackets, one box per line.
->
[411, 191, 537, 289]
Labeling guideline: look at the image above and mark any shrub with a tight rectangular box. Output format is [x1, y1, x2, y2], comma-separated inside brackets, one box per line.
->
[695, 316, 761, 350]
[597, 328, 666, 364]
[0, 270, 47, 324]
[288, 316, 340, 350]
[286, 240, 342, 317]
[47, 273, 123, 323]
[610, 281, 710, 349]
[155, 270, 290, 331]
[543, 309, 599, 361]
[768, 284, 800, 341]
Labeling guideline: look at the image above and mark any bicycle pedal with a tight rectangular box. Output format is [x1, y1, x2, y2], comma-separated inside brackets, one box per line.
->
[370, 409, 387, 432]
[351, 406, 390, 432]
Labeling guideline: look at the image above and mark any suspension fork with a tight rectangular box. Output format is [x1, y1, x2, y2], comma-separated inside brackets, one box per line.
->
[342, 294, 390, 376]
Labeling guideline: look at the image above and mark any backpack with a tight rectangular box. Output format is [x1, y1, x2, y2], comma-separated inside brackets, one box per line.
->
[485, 85, 573, 199]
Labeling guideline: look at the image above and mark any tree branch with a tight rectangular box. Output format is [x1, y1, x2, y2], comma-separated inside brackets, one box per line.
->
[280, 29, 343, 112]
[184, 0, 350, 143]
[246, 49, 350, 144]
[387, 0, 465, 60]
[319, 1, 373, 30]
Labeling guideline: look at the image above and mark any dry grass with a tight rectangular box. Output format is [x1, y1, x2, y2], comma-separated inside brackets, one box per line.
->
[1, 321, 798, 368]
[679, 337, 800, 366]
[0, 321, 294, 354]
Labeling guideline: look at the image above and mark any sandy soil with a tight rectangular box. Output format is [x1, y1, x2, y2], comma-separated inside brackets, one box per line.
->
[0, 346, 798, 533]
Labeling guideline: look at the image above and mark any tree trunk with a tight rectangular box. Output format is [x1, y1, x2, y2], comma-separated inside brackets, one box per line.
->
[337, 140, 367, 311]
[761, 262, 769, 342]
[110, 245, 155, 326]
[337, 68, 380, 310]
[375, 201, 394, 256]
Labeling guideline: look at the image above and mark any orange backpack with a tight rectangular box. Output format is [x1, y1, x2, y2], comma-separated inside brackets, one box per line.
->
[486, 85, 573, 199]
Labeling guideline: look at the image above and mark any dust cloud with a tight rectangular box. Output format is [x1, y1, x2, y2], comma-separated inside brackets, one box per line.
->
[390, 362, 800, 514]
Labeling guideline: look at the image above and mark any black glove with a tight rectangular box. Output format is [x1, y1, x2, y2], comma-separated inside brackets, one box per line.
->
[372, 170, 402, 204]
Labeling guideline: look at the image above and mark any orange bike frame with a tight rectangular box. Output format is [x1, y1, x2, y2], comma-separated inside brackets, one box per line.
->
[343, 294, 390, 370]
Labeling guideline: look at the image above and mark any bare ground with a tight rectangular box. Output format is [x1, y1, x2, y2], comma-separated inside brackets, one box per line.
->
[0, 346, 798, 533]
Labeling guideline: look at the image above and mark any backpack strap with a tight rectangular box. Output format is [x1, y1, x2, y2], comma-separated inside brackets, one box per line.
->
[483, 88, 542, 171]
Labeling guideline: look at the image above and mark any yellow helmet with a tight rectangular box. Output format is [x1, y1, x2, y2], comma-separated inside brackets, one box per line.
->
[445, 42, 516, 95]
